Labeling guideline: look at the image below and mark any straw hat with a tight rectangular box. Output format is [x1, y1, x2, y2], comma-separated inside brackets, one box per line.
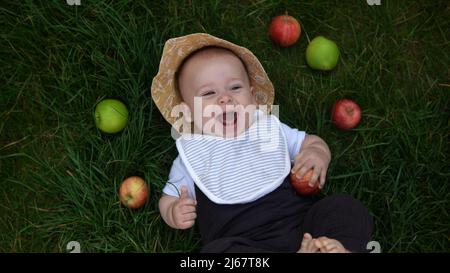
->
[151, 33, 275, 129]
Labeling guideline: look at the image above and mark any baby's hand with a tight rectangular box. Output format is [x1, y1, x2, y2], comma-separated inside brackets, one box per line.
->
[291, 135, 331, 189]
[171, 186, 197, 229]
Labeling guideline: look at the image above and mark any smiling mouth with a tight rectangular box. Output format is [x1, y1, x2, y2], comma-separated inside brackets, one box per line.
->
[219, 112, 238, 127]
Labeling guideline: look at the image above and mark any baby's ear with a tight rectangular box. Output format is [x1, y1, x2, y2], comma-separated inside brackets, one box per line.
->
[250, 86, 257, 103]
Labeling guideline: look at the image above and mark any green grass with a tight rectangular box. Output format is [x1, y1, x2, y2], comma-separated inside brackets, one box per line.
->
[1, 0, 449, 252]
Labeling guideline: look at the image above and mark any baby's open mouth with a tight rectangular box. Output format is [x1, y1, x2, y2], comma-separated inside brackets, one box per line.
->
[219, 111, 237, 127]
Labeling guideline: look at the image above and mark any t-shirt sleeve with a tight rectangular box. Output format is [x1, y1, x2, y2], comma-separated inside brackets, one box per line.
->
[280, 122, 306, 163]
[162, 155, 196, 200]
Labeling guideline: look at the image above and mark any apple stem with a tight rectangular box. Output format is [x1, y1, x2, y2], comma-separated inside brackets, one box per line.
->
[346, 107, 354, 115]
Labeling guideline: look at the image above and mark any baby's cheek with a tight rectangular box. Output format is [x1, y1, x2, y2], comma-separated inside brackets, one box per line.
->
[197, 116, 217, 135]
[192, 117, 205, 132]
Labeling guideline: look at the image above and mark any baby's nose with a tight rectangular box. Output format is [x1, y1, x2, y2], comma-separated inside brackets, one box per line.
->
[218, 94, 233, 105]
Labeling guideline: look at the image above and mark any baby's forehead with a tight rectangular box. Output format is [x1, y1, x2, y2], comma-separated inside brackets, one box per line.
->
[183, 47, 243, 68]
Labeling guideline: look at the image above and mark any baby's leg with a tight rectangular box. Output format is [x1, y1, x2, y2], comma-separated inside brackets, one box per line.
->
[301, 193, 373, 253]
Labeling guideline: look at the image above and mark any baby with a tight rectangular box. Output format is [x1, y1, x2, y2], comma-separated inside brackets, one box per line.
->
[152, 33, 373, 253]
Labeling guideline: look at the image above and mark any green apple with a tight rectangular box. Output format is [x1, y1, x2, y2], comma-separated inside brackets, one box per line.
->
[306, 36, 340, 71]
[94, 99, 128, 133]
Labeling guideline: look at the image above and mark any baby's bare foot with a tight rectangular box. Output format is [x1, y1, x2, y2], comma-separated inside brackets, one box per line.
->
[297, 233, 320, 253]
[315, 237, 350, 253]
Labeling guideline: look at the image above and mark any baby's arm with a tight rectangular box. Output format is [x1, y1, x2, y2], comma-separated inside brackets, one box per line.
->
[290, 134, 331, 188]
[159, 186, 197, 229]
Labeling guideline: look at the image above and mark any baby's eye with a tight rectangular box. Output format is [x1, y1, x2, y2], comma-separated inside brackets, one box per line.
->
[231, 85, 242, 91]
[201, 91, 215, 97]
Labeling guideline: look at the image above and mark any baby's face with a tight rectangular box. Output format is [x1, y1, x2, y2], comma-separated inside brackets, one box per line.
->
[178, 51, 257, 138]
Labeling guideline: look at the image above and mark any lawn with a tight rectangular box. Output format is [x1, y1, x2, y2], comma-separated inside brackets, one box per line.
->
[1, 0, 449, 252]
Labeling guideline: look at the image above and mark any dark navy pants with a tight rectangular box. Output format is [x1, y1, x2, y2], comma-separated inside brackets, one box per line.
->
[195, 175, 373, 253]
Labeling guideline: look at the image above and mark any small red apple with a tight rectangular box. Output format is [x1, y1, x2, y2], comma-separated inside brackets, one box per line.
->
[269, 14, 301, 47]
[290, 169, 320, 196]
[331, 99, 362, 130]
[119, 176, 149, 209]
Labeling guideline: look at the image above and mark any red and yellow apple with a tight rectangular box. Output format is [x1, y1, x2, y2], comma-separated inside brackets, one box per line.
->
[290, 169, 320, 196]
[331, 99, 362, 130]
[119, 176, 149, 209]
[269, 14, 301, 47]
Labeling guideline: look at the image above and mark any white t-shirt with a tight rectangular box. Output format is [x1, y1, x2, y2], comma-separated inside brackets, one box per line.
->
[163, 120, 306, 200]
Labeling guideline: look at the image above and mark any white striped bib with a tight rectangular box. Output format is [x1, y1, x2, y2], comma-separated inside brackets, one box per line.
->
[175, 110, 290, 204]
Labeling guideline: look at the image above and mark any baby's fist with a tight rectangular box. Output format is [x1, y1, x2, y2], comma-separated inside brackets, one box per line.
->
[171, 186, 197, 229]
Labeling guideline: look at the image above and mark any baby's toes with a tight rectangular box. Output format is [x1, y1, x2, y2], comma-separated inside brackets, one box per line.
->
[297, 233, 313, 253]
[324, 243, 337, 252]
[326, 242, 349, 253]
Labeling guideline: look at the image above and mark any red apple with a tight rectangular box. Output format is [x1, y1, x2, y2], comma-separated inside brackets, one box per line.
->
[119, 176, 149, 209]
[331, 99, 362, 130]
[290, 169, 320, 196]
[269, 14, 301, 47]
